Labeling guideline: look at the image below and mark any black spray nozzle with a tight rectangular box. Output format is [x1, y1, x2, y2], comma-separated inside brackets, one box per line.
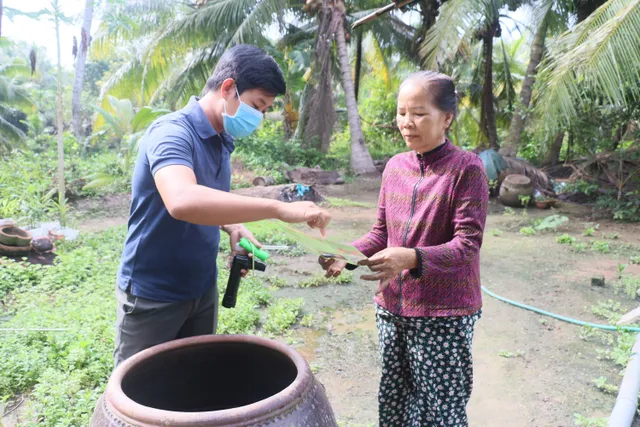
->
[222, 254, 267, 309]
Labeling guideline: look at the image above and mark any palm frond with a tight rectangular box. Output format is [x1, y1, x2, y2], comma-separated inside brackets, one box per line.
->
[419, 0, 485, 69]
[363, 32, 391, 89]
[92, 0, 179, 60]
[276, 23, 318, 49]
[0, 112, 26, 143]
[99, 0, 288, 107]
[536, 0, 640, 128]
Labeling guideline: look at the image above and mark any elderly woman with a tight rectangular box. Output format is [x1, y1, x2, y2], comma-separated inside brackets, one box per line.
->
[320, 71, 488, 426]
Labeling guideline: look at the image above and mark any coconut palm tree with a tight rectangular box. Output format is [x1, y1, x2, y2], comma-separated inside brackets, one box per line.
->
[420, 0, 524, 149]
[95, 0, 413, 174]
[71, 0, 95, 140]
[499, 0, 595, 157]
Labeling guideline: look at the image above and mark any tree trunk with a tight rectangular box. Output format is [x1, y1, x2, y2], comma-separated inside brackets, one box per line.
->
[354, 28, 362, 102]
[500, 17, 549, 157]
[541, 131, 565, 167]
[295, 0, 336, 153]
[414, 0, 444, 60]
[72, 0, 94, 140]
[576, 0, 606, 22]
[334, 10, 377, 175]
[283, 90, 293, 140]
[480, 26, 499, 150]
[54, 5, 66, 225]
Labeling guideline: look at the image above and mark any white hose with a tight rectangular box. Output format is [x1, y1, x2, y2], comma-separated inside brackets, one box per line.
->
[609, 333, 640, 427]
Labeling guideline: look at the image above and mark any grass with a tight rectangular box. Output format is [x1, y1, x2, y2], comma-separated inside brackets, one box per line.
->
[615, 273, 640, 299]
[573, 414, 608, 426]
[0, 228, 125, 425]
[264, 298, 304, 335]
[590, 300, 623, 323]
[591, 241, 611, 254]
[519, 226, 536, 236]
[297, 272, 353, 288]
[0, 224, 316, 425]
[592, 376, 618, 395]
[323, 197, 374, 209]
[498, 350, 523, 358]
[557, 234, 576, 245]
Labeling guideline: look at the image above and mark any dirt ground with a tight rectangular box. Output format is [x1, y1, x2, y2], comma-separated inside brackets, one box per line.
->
[70, 179, 640, 427]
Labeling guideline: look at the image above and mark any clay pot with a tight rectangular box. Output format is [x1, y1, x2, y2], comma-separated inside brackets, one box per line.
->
[0, 242, 31, 257]
[499, 174, 534, 208]
[90, 335, 337, 427]
[252, 176, 276, 187]
[48, 229, 64, 241]
[535, 199, 557, 210]
[0, 225, 32, 247]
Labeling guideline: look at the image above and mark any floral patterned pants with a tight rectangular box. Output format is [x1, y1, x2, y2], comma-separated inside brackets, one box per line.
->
[375, 305, 481, 427]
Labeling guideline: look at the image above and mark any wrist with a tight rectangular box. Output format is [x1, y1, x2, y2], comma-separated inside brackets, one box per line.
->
[270, 200, 286, 221]
[406, 248, 419, 270]
[221, 224, 237, 234]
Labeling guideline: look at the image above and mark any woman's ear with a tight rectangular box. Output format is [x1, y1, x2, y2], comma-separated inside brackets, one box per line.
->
[445, 112, 454, 130]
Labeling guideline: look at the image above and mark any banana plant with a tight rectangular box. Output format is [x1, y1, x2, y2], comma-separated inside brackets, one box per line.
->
[83, 96, 169, 189]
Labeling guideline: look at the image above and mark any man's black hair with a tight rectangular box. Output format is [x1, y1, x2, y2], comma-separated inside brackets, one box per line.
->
[202, 44, 286, 97]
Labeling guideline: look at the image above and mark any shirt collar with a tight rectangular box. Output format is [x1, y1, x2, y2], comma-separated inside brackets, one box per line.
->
[185, 96, 218, 140]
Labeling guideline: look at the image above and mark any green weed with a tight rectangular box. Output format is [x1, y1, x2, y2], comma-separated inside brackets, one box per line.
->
[519, 227, 536, 236]
[499, 350, 523, 358]
[592, 376, 618, 395]
[573, 414, 608, 427]
[300, 314, 315, 328]
[590, 300, 623, 323]
[572, 242, 589, 253]
[264, 298, 304, 335]
[591, 241, 611, 254]
[324, 198, 374, 209]
[557, 234, 576, 245]
[614, 273, 640, 299]
[298, 272, 353, 288]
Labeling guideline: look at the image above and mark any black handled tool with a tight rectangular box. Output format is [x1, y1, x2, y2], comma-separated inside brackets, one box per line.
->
[320, 254, 359, 271]
[222, 255, 267, 308]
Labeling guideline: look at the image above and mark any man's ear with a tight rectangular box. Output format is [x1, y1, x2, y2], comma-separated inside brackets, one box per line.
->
[220, 78, 236, 100]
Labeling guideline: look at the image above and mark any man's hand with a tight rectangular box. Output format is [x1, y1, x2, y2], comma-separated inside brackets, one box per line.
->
[358, 248, 418, 294]
[222, 224, 260, 277]
[318, 256, 347, 278]
[275, 201, 331, 236]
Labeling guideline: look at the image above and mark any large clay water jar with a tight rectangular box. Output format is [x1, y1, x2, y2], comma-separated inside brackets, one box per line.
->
[499, 174, 534, 207]
[90, 335, 337, 426]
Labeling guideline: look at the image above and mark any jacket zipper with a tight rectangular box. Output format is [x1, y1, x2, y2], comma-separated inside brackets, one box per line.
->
[398, 154, 425, 313]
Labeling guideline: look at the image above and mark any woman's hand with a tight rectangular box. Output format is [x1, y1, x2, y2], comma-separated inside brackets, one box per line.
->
[359, 248, 418, 294]
[318, 256, 347, 278]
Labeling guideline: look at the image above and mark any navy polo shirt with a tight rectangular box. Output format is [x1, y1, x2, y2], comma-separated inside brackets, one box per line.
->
[117, 97, 235, 302]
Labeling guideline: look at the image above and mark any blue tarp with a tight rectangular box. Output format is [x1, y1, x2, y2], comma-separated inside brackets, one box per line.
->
[478, 149, 508, 182]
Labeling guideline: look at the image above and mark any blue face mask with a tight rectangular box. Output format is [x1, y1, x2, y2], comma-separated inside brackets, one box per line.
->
[222, 88, 263, 138]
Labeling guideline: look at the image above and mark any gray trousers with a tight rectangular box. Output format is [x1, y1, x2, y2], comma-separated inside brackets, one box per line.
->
[113, 285, 218, 367]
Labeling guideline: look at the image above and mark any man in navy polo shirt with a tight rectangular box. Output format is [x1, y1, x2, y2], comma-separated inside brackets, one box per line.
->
[114, 45, 331, 366]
